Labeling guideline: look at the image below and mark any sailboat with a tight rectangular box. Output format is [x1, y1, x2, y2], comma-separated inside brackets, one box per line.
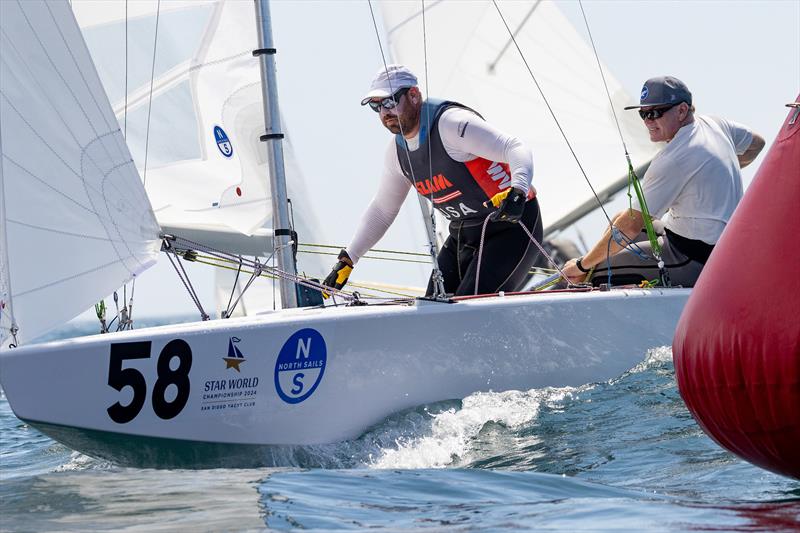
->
[0, 0, 690, 468]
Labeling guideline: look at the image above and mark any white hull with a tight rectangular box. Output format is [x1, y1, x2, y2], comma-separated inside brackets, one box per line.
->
[0, 288, 689, 467]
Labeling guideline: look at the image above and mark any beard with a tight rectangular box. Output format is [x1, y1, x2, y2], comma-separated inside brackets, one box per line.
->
[382, 103, 420, 135]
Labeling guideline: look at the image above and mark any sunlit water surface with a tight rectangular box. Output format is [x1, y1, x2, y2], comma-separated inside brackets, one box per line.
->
[1, 321, 798, 531]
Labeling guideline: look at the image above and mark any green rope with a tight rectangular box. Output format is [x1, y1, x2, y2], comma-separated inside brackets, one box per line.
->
[626, 159, 662, 258]
[95, 299, 106, 321]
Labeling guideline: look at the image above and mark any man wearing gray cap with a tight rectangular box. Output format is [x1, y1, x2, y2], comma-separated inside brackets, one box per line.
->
[561, 75, 764, 287]
[322, 64, 543, 296]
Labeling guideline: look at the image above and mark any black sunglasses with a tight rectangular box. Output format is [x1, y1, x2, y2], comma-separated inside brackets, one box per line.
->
[368, 87, 411, 112]
[638, 103, 680, 120]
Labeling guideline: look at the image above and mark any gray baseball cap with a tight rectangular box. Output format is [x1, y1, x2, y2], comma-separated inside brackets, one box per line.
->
[624, 76, 692, 110]
[361, 64, 418, 105]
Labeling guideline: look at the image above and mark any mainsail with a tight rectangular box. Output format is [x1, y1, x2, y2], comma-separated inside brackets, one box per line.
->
[0, 0, 161, 346]
[380, 1, 657, 233]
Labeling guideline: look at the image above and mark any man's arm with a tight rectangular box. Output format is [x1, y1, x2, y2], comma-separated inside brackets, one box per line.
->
[561, 208, 646, 283]
[438, 108, 534, 193]
[738, 133, 765, 168]
[344, 144, 412, 263]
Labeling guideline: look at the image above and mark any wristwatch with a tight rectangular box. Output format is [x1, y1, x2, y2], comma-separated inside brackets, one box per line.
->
[576, 257, 591, 273]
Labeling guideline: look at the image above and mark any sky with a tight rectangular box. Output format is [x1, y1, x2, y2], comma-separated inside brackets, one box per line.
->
[74, 0, 799, 323]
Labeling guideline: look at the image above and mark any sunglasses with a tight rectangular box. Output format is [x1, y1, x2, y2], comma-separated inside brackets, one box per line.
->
[368, 87, 411, 112]
[638, 103, 680, 121]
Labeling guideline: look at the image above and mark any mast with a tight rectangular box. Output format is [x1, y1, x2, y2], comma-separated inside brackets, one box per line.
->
[254, 0, 298, 309]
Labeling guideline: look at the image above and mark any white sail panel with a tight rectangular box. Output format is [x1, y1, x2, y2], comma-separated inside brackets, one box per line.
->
[72, 0, 273, 237]
[0, 0, 161, 345]
[73, 0, 325, 315]
[380, 0, 658, 229]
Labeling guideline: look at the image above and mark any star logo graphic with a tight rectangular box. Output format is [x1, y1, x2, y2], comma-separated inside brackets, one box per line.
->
[223, 357, 243, 372]
[222, 336, 246, 372]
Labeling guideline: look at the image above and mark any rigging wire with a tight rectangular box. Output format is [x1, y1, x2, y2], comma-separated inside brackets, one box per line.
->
[132, 0, 162, 323]
[367, 0, 447, 298]
[141, 0, 160, 187]
[493, 0, 669, 286]
[490, 0, 612, 227]
[577, 2, 628, 155]
[488, 0, 542, 73]
[163, 239, 210, 320]
[419, 0, 447, 297]
[122, 0, 136, 329]
[167, 234, 358, 304]
[577, 0, 667, 284]
[124, 0, 128, 138]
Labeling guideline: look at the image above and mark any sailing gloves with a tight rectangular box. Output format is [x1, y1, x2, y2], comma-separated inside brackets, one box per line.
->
[322, 249, 354, 297]
[488, 187, 526, 223]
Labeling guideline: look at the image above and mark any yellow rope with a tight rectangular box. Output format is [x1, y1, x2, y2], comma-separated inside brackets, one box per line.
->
[184, 253, 421, 299]
[299, 243, 429, 257]
[297, 249, 431, 264]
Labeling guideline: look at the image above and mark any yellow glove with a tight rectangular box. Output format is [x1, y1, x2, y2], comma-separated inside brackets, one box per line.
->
[488, 187, 526, 223]
[488, 188, 511, 208]
[322, 249, 354, 298]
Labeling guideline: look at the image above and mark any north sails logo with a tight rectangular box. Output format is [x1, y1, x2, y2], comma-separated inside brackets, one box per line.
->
[214, 125, 233, 158]
[640, 85, 649, 102]
[223, 336, 246, 372]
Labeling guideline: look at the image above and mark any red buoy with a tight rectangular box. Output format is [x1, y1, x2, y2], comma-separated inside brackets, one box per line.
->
[673, 96, 800, 480]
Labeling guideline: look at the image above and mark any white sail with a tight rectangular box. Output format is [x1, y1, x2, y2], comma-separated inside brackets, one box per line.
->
[0, 0, 161, 346]
[380, 0, 658, 231]
[71, 0, 327, 314]
[71, 0, 266, 236]
[71, 1, 321, 244]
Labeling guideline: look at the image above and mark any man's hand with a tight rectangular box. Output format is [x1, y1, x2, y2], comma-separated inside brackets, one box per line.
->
[488, 187, 526, 223]
[322, 249, 354, 297]
[562, 257, 591, 284]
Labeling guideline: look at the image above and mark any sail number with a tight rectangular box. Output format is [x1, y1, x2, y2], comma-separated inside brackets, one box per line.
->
[107, 340, 192, 424]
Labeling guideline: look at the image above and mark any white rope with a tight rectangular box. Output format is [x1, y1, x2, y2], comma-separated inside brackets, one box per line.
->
[474, 214, 571, 295]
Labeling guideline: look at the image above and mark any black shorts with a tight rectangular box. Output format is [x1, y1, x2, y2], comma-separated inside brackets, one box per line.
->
[426, 198, 543, 296]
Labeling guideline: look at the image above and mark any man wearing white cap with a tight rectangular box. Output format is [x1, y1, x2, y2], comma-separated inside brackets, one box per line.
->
[322, 64, 543, 297]
[561, 75, 764, 287]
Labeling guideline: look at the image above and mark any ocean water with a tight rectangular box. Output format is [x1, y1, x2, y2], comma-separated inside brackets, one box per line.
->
[1, 323, 798, 532]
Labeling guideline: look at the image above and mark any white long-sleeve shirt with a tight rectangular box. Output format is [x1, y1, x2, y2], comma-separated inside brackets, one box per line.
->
[346, 106, 534, 263]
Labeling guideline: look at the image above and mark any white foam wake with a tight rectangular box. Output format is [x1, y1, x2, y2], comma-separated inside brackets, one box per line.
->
[369, 386, 579, 469]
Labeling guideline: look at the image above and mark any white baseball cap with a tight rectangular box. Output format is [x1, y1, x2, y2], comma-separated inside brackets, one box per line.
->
[360, 64, 418, 105]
